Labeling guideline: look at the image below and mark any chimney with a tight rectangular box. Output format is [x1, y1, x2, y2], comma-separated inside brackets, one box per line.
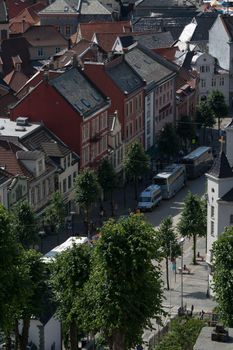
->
[43, 66, 49, 82]
[12, 55, 22, 72]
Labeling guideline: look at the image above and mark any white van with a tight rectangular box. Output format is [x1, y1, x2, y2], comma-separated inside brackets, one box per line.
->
[138, 184, 162, 211]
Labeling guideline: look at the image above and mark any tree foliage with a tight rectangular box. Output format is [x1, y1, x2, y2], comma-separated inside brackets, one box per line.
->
[155, 317, 205, 350]
[177, 192, 206, 264]
[75, 168, 101, 235]
[51, 243, 91, 350]
[196, 101, 215, 129]
[176, 115, 195, 152]
[124, 142, 150, 200]
[157, 123, 179, 161]
[81, 214, 164, 350]
[155, 216, 181, 290]
[212, 227, 233, 327]
[44, 191, 66, 234]
[208, 90, 228, 130]
[12, 202, 38, 248]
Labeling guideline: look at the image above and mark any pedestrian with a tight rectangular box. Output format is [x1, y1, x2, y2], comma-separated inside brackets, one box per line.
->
[191, 304, 194, 316]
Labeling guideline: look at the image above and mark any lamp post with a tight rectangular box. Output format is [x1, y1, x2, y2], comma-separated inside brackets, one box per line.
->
[180, 237, 185, 313]
[38, 229, 46, 253]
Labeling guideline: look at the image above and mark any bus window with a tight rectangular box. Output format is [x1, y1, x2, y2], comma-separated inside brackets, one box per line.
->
[154, 178, 167, 185]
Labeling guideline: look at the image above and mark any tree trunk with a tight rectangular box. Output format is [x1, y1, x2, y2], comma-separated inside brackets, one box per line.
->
[112, 330, 125, 350]
[15, 320, 19, 350]
[193, 234, 197, 265]
[19, 317, 30, 350]
[110, 190, 115, 217]
[166, 257, 170, 290]
[69, 321, 78, 350]
[5, 332, 11, 350]
[134, 176, 138, 201]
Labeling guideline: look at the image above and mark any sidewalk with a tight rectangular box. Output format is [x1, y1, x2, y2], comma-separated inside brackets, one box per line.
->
[142, 236, 217, 349]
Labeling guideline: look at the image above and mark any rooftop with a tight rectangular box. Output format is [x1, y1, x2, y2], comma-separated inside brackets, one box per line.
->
[39, 0, 81, 15]
[0, 118, 40, 137]
[80, 0, 111, 15]
[23, 25, 67, 47]
[50, 67, 109, 117]
[0, 0, 8, 23]
[208, 151, 233, 179]
[78, 20, 131, 41]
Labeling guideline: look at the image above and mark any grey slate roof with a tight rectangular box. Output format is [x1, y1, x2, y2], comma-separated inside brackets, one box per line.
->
[50, 67, 109, 118]
[0, 0, 8, 23]
[192, 12, 218, 41]
[220, 188, 233, 202]
[16, 150, 44, 160]
[133, 31, 174, 49]
[132, 16, 193, 33]
[80, 0, 111, 15]
[208, 151, 233, 179]
[221, 15, 233, 41]
[106, 60, 144, 94]
[125, 45, 175, 88]
[39, 0, 81, 14]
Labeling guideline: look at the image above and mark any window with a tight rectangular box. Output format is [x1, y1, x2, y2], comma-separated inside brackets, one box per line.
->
[38, 47, 43, 57]
[211, 220, 214, 236]
[126, 102, 129, 118]
[220, 77, 224, 86]
[211, 206, 214, 218]
[130, 100, 133, 114]
[92, 116, 99, 136]
[65, 25, 71, 36]
[211, 188, 215, 192]
[82, 146, 90, 165]
[38, 159, 43, 174]
[42, 180, 46, 198]
[73, 172, 77, 183]
[146, 119, 151, 135]
[63, 179, 67, 193]
[82, 123, 89, 141]
[230, 214, 233, 224]
[67, 154, 71, 167]
[1, 29, 7, 40]
[211, 78, 216, 87]
[200, 79, 206, 88]
[37, 185, 41, 202]
[55, 47, 60, 53]
[63, 157, 67, 169]
[68, 175, 72, 189]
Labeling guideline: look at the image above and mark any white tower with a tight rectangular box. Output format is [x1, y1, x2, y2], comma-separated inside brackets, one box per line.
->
[206, 151, 233, 294]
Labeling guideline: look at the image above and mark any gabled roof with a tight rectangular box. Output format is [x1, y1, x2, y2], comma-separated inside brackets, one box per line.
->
[9, 2, 45, 33]
[6, 0, 35, 19]
[106, 58, 144, 94]
[80, 0, 112, 15]
[0, 140, 32, 177]
[132, 31, 174, 49]
[17, 150, 43, 160]
[50, 67, 109, 118]
[78, 20, 131, 41]
[39, 0, 81, 15]
[0, 0, 8, 23]
[94, 32, 122, 52]
[0, 37, 33, 77]
[208, 151, 233, 179]
[220, 187, 233, 202]
[125, 44, 176, 88]
[220, 15, 233, 41]
[4, 70, 29, 93]
[23, 25, 67, 47]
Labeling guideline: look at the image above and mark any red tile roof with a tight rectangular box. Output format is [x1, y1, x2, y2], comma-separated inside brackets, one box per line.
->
[0, 140, 31, 177]
[23, 25, 67, 47]
[4, 70, 29, 92]
[9, 2, 46, 33]
[6, 0, 34, 19]
[94, 32, 121, 52]
[78, 20, 132, 41]
[153, 47, 178, 62]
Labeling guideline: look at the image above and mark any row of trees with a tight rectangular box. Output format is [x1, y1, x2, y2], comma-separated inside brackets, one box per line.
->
[156, 90, 228, 162]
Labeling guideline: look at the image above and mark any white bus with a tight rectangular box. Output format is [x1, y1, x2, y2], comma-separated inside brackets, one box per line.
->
[42, 236, 88, 263]
[153, 164, 186, 199]
[138, 184, 162, 211]
[181, 146, 213, 179]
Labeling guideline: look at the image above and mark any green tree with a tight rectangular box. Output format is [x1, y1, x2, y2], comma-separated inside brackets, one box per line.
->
[124, 142, 150, 201]
[51, 243, 91, 350]
[178, 192, 206, 265]
[155, 317, 205, 350]
[155, 216, 181, 290]
[82, 214, 164, 350]
[44, 191, 66, 242]
[12, 202, 38, 249]
[0, 205, 19, 350]
[208, 90, 228, 131]
[157, 123, 179, 162]
[176, 115, 195, 152]
[97, 158, 118, 216]
[212, 227, 233, 327]
[196, 101, 215, 144]
[15, 249, 48, 350]
[75, 168, 101, 237]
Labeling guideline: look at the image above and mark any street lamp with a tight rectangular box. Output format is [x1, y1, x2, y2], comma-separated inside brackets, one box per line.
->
[38, 229, 46, 253]
[179, 237, 185, 314]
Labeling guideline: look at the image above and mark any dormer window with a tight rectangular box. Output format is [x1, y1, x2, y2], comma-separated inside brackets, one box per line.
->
[37, 157, 45, 176]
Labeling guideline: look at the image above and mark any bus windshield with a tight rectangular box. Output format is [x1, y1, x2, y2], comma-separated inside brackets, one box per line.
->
[154, 178, 167, 185]
[139, 197, 151, 202]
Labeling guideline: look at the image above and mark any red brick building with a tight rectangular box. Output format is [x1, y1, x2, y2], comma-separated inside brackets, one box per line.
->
[10, 67, 110, 168]
[83, 56, 145, 150]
